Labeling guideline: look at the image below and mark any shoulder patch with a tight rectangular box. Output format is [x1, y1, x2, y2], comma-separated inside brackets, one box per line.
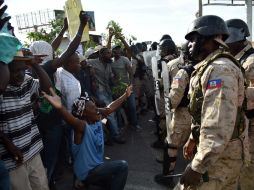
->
[207, 79, 222, 89]
[172, 77, 182, 85]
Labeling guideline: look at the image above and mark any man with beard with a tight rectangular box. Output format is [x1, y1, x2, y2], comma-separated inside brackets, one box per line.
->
[88, 47, 125, 144]
[177, 15, 247, 190]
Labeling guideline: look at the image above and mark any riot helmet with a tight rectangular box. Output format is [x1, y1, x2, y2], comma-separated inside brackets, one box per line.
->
[185, 15, 229, 61]
[150, 41, 158, 51]
[185, 15, 229, 41]
[130, 44, 139, 57]
[225, 19, 250, 43]
[160, 34, 172, 42]
[135, 43, 143, 53]
[159, 39, 177, 57]
[141, 42, 148, 51]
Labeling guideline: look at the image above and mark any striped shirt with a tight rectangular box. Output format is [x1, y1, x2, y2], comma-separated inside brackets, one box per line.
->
[0, 75, 43, 170]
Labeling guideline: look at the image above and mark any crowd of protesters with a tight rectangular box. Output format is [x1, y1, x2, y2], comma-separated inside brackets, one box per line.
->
[1, 1, 254, 190]
[0, 0, 154, 189]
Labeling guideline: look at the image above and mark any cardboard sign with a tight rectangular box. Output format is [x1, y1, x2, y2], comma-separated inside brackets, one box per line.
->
[64, 0, 89, 42]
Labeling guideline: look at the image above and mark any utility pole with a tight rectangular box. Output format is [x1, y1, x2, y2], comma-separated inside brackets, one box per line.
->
[246, 0, 252, 41]
[198, 0, 203, 17]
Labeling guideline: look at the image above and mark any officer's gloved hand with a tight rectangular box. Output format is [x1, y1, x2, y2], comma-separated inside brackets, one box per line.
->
[180, 164, 202, 188]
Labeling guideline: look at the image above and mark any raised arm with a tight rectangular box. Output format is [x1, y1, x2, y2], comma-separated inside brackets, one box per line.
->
[99, 85, 132, 116]
[125, 58, 134, 84]
[115, 33, 132, 59]
[51, 18, 68, 52]
[43, 88, 85, 133]
[27, 55, 52, 94]
[106, 28, 114, 49]
[51, 11, 89, 69]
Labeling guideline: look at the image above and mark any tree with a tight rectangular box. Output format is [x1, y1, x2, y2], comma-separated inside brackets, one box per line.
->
[104, 20, 137, 47]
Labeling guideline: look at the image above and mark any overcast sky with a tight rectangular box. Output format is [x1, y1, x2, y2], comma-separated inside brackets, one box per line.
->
[6, 0, 252, 45]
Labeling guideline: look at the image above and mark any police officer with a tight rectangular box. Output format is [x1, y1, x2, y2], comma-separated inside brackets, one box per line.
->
[178, 15, 246, 190]
[158, 41, 193, 186]
[225, 18, 253, 190]
[154, 39, 187, 186]
[158, 39, 178, 138]
[152, 39, 178, 150]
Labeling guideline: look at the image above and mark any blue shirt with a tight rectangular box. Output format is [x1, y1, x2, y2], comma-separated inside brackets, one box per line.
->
[72, 121, 104, 180]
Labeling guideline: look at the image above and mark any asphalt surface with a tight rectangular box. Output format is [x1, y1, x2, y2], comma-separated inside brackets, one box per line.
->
[56, 110, 189, 190]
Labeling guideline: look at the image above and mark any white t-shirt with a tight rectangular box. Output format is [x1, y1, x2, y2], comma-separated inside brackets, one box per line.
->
[55, 67, 81, 113]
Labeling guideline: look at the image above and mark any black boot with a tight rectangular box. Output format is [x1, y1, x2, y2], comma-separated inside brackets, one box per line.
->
[154, 146, 176, 187]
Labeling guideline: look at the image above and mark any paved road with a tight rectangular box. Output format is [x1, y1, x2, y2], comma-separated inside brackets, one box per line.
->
[56, 110, 189, 190]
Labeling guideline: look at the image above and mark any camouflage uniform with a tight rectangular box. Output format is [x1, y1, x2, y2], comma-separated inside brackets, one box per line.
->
[187, 50, 247, 190]
[159, 58, 182, 134]
[159, 57, 182, 133]
[166, 69, 192, 148]
[164, 67, 192, 174]
[155, 57, 184, 177]
[236, 42, 254, 190]
[167, 57, 183, 86]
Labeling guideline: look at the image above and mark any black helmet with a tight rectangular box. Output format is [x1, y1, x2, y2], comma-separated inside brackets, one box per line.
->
[135, 43, 143, 53]
[159, 39, 176, 52]
[185, 15, 229, 41]
[225, 19, 250, 43]
[130, 44, 139, 56]
[141, 42, 148, 51]
[150, 41, 158, 51]
[160, 34, 172, 42]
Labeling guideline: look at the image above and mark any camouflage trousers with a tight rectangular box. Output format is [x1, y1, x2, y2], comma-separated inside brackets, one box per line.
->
[239, 130, 254, 190]
[174, 139, 243, 190]
[166, 107, 191, 147]
[159, 94, 166, 131]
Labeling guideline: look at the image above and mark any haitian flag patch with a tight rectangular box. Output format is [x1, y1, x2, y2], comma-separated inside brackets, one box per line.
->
[207, 79, 222, 89]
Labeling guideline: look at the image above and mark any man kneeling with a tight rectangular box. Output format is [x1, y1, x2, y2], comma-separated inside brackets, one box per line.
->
[43, 86, 132, 190]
